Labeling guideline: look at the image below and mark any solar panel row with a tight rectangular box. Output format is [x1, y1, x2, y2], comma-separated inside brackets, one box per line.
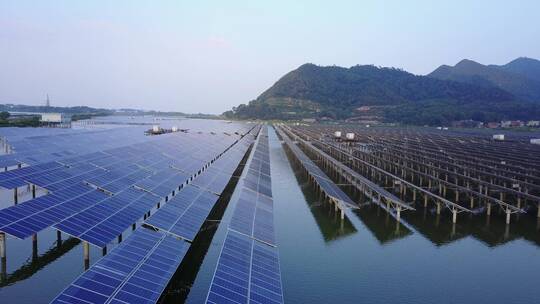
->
[279, 128, 356, 207]
[0, 186, 109, 239]
[206, 231, 284, 304]
[50, 228, 190, 304]
[55, 187, 160, 247]
[145, 185, 220, 241]
[207, 125, 285, 304]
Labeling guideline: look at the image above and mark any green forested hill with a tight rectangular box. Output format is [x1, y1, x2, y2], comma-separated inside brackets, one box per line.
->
[224, 61, 540, 125]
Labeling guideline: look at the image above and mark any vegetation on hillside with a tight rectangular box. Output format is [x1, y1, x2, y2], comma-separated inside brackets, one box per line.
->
[224, 61, 540, 124]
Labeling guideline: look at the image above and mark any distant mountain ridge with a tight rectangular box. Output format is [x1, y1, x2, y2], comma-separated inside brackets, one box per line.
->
[224, 57, 540, 125]
[429, 57, 540, 102]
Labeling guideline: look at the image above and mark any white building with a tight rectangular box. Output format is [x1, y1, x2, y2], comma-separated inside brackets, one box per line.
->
[40, 113, 72, 127]
[40, 113, 71, 123]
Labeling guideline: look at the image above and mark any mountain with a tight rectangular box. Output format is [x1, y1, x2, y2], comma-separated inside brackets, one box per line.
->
[224, 62, 540, 125]
[499, 57, 540, 82]
[429, 58, 540, 102]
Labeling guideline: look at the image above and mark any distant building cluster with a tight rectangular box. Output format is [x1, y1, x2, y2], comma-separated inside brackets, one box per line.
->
[451, 120, 540, 129]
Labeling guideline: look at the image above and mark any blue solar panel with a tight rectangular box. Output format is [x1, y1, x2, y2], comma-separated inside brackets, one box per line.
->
[191, 167, 234, 195]
[0, 186, 108, 239]
[50, 228, 190, 304]
[145, 185, 219, 241]
[206, 230, 284, 304]
[229, 188, 276, 246]
[206, 126, 283, 304]
[54, 186, 161, 247]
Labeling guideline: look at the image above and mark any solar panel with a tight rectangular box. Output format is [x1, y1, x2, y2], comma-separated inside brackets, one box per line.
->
[229, 188, 276, 246]
[54, 187, 159, 247]
[206, 230, 284, 304]
[145, 185, 219, 241]
[0, 188, 109, 239]
[191, 167, 234, 195]
[51, 228, 190, 304]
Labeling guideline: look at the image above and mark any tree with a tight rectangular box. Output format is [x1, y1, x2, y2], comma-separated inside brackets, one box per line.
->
[0, 111, 10, 120]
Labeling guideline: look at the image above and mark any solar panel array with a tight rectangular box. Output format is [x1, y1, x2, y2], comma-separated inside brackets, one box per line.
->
[49, 123, 260, 304]
[144, 126, 259, 242]
[207, 125, 285, 304]
[50, 228, 190, 304]
[279, 128, 356, 208]
[0, 126, 253, 242]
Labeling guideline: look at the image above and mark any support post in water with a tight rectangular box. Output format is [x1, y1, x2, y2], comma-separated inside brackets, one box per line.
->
[0, 233, 6, 260]
[83, 242, 90, 270]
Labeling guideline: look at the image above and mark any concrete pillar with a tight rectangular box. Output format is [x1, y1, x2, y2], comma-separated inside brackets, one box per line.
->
[486, 203, 492, 216]
[56, 230, 62, 246]
[506, 209, 511, 225]
[0, 233, 6, 260]
[396, 206, 401, 222]
[470, 196, 474, 209]
[436, 202, 441, 215]
[83, 242, 90, 270]
[537, 203, 540, 218]
[452, 209, 457, 224]
[340, 207, 344, 220]
[413, 189, 416, 201]
[424, 195, 428, 207]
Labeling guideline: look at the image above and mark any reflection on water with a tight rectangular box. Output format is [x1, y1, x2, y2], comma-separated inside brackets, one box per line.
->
[352, 206, 412, 244]
[403, 206, 540, 248]
[286, 155, 357, 241]
[0, 238, 79, 287]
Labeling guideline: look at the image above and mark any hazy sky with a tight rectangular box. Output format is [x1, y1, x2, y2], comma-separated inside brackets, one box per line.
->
[1, 0, 539, 113]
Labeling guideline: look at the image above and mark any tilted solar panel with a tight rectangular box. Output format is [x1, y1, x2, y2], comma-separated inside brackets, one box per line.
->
[50, 228, 190, 304]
